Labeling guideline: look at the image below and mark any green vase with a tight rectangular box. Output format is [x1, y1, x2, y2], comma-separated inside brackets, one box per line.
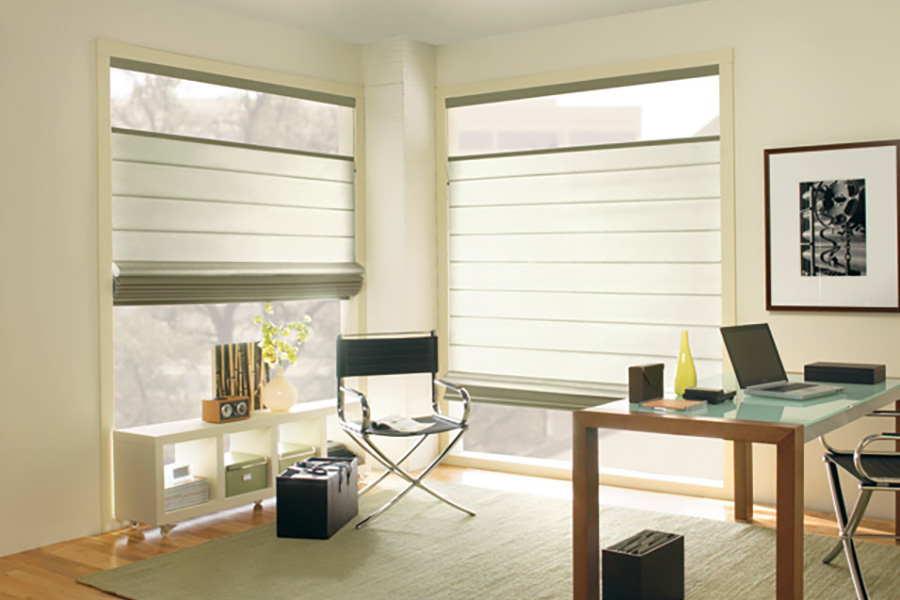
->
[674, 330, 697, 395]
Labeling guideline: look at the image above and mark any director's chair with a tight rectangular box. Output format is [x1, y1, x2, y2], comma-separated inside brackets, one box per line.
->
[336, 330, 476, 528]
[820, 410, 900, 599]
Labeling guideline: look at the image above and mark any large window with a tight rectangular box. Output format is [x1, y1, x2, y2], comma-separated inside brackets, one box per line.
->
[109, 61, 357, 429]
[442, 66, 726, 486]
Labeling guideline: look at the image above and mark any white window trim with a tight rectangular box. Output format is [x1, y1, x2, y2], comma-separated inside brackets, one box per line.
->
[433, 49, 736, 499]
[96, 40, 366, 530]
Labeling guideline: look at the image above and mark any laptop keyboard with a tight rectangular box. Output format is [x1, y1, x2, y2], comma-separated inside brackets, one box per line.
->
[765, 383, 814, 392]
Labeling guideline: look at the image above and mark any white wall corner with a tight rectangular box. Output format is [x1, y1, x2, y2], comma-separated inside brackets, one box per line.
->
[362, 39, 439, 468]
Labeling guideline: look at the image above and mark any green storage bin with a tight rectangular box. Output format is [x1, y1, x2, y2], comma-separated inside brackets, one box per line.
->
[278, 442, 316, 473]
[224, 451, 269, 498]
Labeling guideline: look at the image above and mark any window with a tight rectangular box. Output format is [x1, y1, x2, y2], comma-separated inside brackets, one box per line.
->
[109, 60, 358, 429]
[114, 299, 338, 429]
[442, 66, 725, 486]
[110, 64, 354, 154]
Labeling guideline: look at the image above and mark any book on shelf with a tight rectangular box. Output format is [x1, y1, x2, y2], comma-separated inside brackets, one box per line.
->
[164, 475, 209, 511]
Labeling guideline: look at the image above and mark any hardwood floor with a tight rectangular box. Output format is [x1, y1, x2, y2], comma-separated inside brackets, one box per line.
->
[0, 465, 894, 599]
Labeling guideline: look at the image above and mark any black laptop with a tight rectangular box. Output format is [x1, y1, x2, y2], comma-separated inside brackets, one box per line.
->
[720, 323, 842, 400]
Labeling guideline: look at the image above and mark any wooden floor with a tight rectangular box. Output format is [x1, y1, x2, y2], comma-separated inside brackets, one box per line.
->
[0, 465, 894, 599]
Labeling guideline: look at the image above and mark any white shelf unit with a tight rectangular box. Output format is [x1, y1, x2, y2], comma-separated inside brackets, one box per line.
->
[113, 399, 344, 528]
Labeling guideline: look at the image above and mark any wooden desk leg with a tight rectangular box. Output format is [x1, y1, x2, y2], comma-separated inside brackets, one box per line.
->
[573, 415, 599, 600]
[776, 428, 804, 600]
[734, 441, 753, 523]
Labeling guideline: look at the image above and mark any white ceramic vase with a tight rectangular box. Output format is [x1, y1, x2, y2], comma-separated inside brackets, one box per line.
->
[261, 365, 298, 412]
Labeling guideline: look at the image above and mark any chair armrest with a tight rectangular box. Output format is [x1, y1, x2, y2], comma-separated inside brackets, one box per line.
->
[435, 379, 471, 426]
[339, 385, 371, 431]
[868, 410, 900, 417]
[854, 432, 900, 483]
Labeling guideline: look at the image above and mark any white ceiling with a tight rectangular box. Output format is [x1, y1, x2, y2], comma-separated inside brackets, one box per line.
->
[172, 0, 706, 45]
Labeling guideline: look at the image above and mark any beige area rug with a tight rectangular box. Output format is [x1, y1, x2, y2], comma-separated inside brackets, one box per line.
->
[79, 483, 899, 599]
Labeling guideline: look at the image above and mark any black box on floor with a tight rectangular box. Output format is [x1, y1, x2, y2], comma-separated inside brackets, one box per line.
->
[602, 530, 684, 600]
[804, 362, 886, 385]
[276, 457, 358, 540]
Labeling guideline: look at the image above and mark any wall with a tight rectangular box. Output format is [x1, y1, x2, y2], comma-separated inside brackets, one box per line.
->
[0, 0, 361, 557]
[362, 39, 438, 467]
[437, 0, 900, 517]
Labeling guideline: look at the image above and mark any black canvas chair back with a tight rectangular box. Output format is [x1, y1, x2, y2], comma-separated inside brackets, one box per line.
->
[820, 411, 900, 600]
[335, 331, 474, 529]
[336, 334, 437, 379]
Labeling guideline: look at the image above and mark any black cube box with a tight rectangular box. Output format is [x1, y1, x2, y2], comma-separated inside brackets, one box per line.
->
[276, 456, 358, 539]
[603, 530, 684, 600]
[804, 362, 886, 385]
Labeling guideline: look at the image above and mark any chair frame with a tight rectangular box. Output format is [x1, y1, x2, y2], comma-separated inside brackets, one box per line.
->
[820, 409, 900, 600]
[336, 331, 475, 529]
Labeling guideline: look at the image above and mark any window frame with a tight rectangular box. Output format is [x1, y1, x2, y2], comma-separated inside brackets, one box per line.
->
[434, 50, 736, 499]
[96, 40, 366, 529]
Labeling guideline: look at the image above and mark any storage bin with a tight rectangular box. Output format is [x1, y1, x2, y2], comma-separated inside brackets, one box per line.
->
[278, 442, 316, 473]
[224, 451, 268, 497]
[602, 529, 683, 600]
[276, 457, 358, 539]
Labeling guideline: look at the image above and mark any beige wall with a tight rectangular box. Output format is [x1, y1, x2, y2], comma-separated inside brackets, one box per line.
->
[438, 0, 900, 517]
[0, 0, 361, 557]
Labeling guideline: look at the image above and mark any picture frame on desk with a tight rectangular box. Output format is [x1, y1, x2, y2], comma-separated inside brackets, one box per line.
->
[764, 139, 900, 312]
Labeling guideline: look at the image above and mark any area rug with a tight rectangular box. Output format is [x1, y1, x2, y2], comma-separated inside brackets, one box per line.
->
[79, 483, 899, 599]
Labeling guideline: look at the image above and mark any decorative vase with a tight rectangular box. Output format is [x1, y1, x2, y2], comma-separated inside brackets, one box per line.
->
[674, 330, 697, 396]
[261, 365, 297, 412]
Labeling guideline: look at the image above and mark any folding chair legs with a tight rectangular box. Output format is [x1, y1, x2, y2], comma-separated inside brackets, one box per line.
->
[345, 429, 476, 528]
[356, 434, 429, 496]
[823, 458, 872, 600]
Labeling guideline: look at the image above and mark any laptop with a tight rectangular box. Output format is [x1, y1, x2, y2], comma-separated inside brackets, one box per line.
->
[720, 323, 843, 400]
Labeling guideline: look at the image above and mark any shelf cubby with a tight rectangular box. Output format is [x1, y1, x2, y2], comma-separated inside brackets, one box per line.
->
[113, 398, 349, 531]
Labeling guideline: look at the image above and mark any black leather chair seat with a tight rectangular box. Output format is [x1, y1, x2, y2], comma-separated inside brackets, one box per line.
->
[828, 451, 900, 486]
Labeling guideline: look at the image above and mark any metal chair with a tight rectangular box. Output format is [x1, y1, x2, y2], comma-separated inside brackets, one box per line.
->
[336, 330, 475, 528]
[820, 410, 900, 600]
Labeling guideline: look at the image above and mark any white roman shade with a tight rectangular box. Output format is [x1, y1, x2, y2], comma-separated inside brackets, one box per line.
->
[446, 138, 722, 408]
[111, 128, 361, 305]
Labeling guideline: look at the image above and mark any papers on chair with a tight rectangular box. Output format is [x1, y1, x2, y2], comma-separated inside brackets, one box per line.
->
[371, 414, 430, 433]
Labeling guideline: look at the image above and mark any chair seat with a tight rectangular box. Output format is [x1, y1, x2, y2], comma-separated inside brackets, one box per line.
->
[827, 452, 900, 485]
[344, 415, 465, 438]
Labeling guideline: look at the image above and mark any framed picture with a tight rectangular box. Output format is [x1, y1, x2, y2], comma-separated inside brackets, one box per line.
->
[765, 140, 900, 311]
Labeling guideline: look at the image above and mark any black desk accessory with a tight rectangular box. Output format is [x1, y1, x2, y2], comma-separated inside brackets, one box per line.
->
[276, 457, 358, 539]
[682, 387, 735, 404]
[629, 363, 664, 403]
[603, 529, 684, 600]
[804, 362, 886, 385]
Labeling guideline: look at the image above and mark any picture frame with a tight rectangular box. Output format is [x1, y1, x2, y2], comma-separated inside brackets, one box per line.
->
[213, 342, 270, 410]
[764, 140, 900, 312]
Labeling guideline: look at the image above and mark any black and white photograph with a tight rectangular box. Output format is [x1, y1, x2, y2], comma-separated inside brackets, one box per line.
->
[765, 140, 900, 311]
[799, 178, 867, 277]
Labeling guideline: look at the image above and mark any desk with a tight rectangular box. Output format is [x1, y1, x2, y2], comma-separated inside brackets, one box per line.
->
[572, 375, 900, 600]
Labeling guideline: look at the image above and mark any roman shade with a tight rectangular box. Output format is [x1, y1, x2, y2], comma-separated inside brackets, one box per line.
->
[445, 137, 722, 408]
[111, 128, 361, 305]
[445, 65, 718, 109]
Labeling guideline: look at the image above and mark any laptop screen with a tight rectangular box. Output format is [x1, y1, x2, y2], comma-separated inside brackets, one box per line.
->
[720, 324, 788, 388]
